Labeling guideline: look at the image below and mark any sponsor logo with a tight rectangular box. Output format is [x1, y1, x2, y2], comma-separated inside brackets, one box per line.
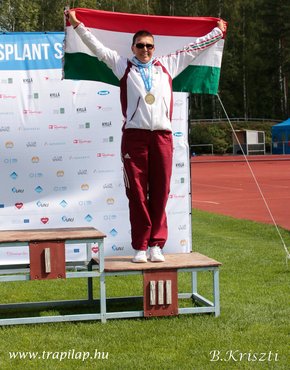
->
[102, 136, 114, 143]
[5, 141, 14, 149]
[53, 186, 67, 192]
[175, 177, 185, 184]
[44, 76, 60, 82]
[81, 184, 89, 191]
[103, 214, 117, 221]
[18, 126, 40, 131]
[11, 218, 30, 225]
[62, 216, 74, 222]
[96, 105, 112, 111]
[175, 162, 185, 168]
[1, 78, 13, 84]
[96, 153, 115, 158]
[178, 224, 187, 230]
[48, 124, 68, 130]
[27, 93, 39, 99]
[92, 245, 99, 253]
[76, 107, 87, 113]
[169, 194, 186, 199]
[0, 94, 16, 99]
[173, 131, 183, 137]
[85, 214, 93, 222]
[0, 126, 10, 132]
[50, 92, 60, 98]
[69, 155, 90, 160]
[4, 157, 18, 164]
[174, 99, 184, 107]
[73, 139, 92, 144]
[15, 202, 24, 209]
[93, 169, 114, 174]
[36, 201, 49, 208]
[180, 239, 187, 246]
[12, 187, 24, 193]
[35, 186, 43, 193]
[60, 200, 68, 208]
[52, 108, 65, 114]
[29, 172, 43, 178]
[23, 77, 33, 84]
[79, 200, 92, 206]
[97, 90, 110, 95]
[103, 183, 113, 189]
[10, 172, 18, 180]
[26, 141, 37, 148]
[41, 217, 49, 224]
[31, 156, 40, 163]
[106, 198, 115, 205]
[72, 91, 87, 97]
[78, 169, 88, 175]
[112, 245, 124, 252]
[0, 111, 14, 116]
[23, 109, 42, 115]
[109, 228, 118, 237]
[52, 155, 63, 162]
[78, 122, 90, 129]
[44, 141, 66, 146]
[102, 121, 112, 127]
[56, 170, 64, 177]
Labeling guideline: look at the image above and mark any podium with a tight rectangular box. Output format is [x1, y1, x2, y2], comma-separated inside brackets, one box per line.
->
[0, 228, 221, 325]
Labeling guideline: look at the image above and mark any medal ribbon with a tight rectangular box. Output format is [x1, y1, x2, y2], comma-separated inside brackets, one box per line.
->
[133, 57, 153, 92]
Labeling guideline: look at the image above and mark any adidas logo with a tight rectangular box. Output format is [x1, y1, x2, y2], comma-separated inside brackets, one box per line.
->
[124, 153, 131, 159]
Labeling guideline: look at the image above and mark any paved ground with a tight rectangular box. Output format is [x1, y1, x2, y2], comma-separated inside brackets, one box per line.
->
[191, 155, 290, 230]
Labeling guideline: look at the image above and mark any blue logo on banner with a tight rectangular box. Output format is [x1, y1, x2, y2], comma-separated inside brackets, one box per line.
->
[85, 214, 93, 222]
[0, 32, 64, 70]
[97, 90, 110, 95]
[35, 186, 43, 193]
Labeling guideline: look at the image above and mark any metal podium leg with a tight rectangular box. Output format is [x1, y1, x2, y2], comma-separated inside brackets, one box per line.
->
[98, 241, 107, 323]
[213, 269, 220, 317]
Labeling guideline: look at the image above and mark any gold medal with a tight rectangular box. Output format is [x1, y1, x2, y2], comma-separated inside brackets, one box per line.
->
[145, 93, 155, 105]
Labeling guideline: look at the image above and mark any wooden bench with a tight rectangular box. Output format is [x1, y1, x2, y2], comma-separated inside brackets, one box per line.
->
[102, 253, 221, 321]
[0, 228, 221, 325]
[0, 227, 106, 325]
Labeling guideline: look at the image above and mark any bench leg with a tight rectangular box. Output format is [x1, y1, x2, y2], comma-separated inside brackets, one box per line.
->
[213, 269, 220, 317]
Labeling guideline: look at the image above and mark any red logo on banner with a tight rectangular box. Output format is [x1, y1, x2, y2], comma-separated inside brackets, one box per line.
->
[15, 202, 23, 209]
[41, 217, 49, 224]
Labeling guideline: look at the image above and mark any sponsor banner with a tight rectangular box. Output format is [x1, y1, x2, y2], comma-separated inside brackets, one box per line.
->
[0, 32, 191, 264]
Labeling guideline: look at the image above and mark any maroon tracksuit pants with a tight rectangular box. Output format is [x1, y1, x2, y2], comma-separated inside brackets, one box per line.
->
[121, 129, 173, 251]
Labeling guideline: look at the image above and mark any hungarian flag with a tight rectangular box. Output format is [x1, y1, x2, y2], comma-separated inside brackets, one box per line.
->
[63, 8, 226, 94]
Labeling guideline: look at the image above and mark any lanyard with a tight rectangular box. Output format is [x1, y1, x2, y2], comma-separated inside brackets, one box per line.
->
[133, 57, 153, 92]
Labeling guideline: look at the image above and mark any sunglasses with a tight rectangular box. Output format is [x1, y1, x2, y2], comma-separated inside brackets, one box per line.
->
[135, 43, 154, 50]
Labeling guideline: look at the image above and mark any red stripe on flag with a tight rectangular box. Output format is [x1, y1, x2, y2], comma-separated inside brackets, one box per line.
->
[68, 8, 224, 37]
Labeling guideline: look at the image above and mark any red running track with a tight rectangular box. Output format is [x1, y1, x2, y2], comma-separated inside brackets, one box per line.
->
[191, 155, 290, 230]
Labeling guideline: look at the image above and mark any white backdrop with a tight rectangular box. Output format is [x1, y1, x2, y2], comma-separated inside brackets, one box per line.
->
[0, 32, 192, 264]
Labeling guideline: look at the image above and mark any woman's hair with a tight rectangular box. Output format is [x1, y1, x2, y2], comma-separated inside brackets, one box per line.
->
[132, 30, 154, 46]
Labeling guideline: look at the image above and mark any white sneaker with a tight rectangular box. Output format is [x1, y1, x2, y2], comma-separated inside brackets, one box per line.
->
[132, 250, 147, 263]
[149, 246, 165, 262]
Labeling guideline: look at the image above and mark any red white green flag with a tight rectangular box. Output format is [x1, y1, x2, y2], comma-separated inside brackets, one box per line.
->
[63, 8, 226, 95]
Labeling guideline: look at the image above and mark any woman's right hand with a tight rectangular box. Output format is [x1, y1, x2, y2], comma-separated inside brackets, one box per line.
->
[68, 10, 80, 28]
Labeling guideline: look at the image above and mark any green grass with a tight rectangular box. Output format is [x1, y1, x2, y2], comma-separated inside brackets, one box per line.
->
[0, 209, 289, 370]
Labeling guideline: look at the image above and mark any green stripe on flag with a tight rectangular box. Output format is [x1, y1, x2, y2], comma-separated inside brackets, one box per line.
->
[173, 65, 220, 95]
[64, 53, 220, 94]
[64, 53, 119, 86]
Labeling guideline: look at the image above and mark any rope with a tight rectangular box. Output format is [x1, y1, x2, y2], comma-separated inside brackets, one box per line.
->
[217, 94, 290, 264]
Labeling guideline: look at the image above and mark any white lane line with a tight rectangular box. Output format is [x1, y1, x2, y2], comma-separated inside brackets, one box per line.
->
[192, 200, 220, 205]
